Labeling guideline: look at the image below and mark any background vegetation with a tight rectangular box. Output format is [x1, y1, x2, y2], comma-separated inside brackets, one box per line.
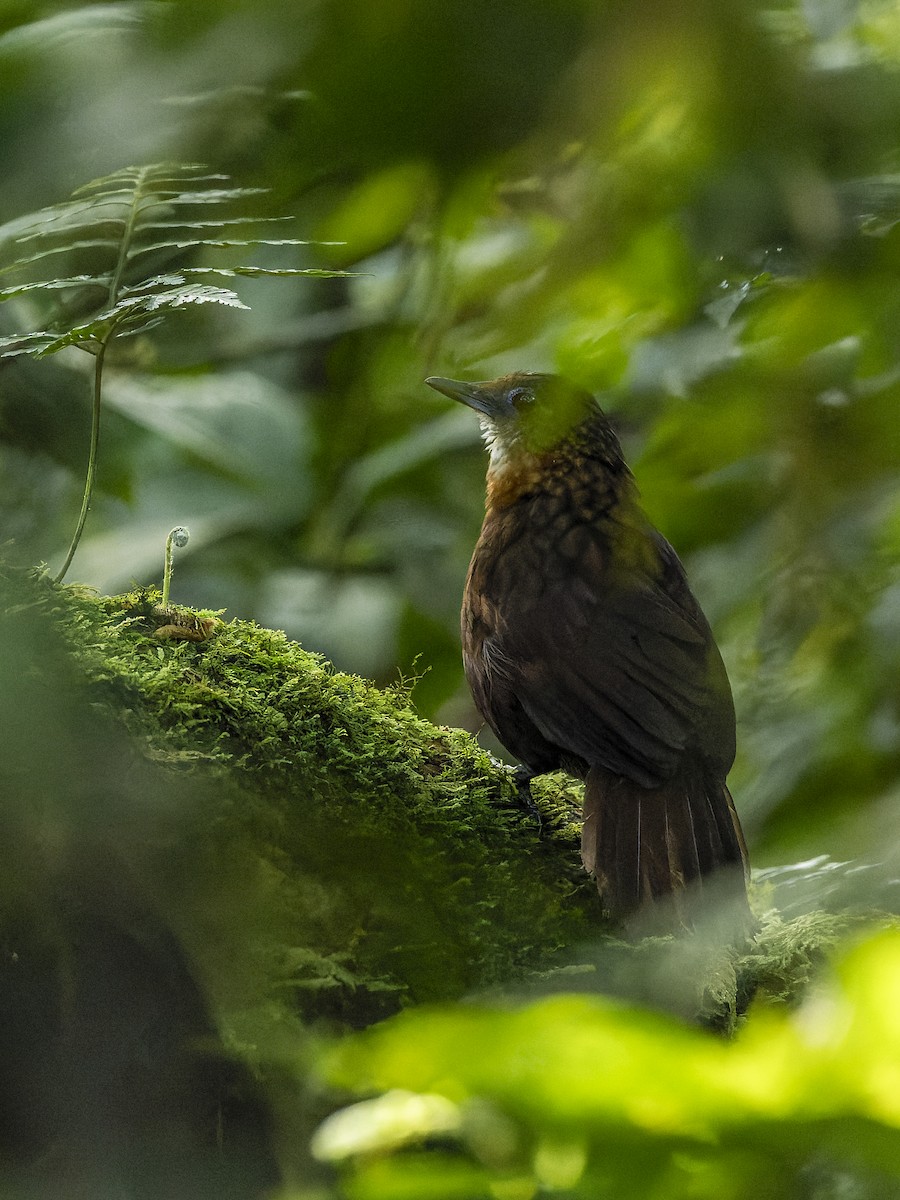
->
[4, 0, 900, 1196]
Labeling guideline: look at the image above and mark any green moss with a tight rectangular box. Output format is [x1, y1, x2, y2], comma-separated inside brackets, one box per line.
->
[2, 566, 886, 1036]
[737, 907, 866, 1007]
[17, 574, 599, 1022]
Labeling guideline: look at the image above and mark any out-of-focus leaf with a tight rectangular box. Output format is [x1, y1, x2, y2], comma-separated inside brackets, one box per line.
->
[321, 409, 479, 539]
[101, 369, 309, 488]
[317, 931, 900, 1197]
[0, 3, 156, 56]
[318, 162, 437, 264]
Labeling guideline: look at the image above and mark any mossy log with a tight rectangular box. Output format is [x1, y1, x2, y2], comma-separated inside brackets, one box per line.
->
[0, 564, 865, 1047]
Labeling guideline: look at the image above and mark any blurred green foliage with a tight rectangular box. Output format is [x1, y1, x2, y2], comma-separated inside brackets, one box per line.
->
[314, 930, 900, 1199]
[4, 0, 900, 1193]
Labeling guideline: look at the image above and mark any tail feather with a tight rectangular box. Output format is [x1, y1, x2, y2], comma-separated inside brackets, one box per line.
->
[582, 762, 749, 924]
[691, 791, 723, 878]
[611, 785, 641, 913]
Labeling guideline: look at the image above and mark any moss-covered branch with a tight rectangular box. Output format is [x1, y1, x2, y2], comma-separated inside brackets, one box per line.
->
[0, 564, 878, 1043]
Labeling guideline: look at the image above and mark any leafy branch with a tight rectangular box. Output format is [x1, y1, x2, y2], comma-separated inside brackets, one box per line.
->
[0, 162, 351, 582]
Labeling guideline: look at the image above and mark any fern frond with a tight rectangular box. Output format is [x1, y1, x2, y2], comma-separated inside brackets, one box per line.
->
[123, 283, 250, 312]
[70, 164, 215, 193]
[0, 161, 349, 357]
[0, 160, 352, 582]
[30, 284, 252, 351]
[179, 266, 358, 279]
[151, 187, 270, 205]
[13, 212, 129, 241]
[0, 275, 111, 300]
[0, 332, 61, 357]
[127, 236, 317, 257]
[0, 240, 121, 275]
[119, 274, 188, 292]
[138, 216, 293, 231]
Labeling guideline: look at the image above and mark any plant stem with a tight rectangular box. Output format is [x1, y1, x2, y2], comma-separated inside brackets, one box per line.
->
[161, 526, 189, 607]
[106, 170, 144, 306]
[162, 529, 176, 608]
[54, 339, 107, 584]
[54, 172, 147, 584]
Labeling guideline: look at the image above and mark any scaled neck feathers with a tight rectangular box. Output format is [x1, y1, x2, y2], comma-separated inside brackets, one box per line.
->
[484, 411, 632, 512]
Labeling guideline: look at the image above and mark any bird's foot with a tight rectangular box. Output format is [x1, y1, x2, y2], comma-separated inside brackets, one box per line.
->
[511, 765, 543, 833]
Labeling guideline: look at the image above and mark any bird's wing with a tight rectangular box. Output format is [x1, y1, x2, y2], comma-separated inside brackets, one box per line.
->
[489, 528, 735, 787]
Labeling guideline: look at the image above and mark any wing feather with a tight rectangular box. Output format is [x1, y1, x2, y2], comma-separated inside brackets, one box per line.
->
[488, 528, 734, 785]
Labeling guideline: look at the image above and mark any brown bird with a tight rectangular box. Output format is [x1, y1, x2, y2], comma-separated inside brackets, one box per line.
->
[426, 371, 749, 924]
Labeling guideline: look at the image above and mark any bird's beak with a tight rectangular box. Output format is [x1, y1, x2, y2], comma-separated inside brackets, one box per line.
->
[425, 376, 499, 418]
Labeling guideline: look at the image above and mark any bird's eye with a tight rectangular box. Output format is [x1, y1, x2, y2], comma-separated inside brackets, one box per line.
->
[508, 387, 534, 407]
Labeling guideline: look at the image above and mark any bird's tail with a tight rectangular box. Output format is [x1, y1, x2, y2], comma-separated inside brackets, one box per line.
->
[581, 762, 749, 926]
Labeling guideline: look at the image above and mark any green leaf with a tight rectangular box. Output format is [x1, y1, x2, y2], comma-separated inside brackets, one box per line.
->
[119, 273, 187, 292]
[135, 283, 250, 311]
[0, 160, 353, 359]
[0, 240, 121, 275]
[0, 5, 151, 56]
[178, 265, 357, 279]
[137, 216, 292, 231]
[147, 187, 269, 205]
[96, 285, 250, 328]
[70, 163, 213, 195]
[0, 332, 61, 357]
[126, 236, 318, 257]
[317, 932, 900, 1196]
[0, 275, 111, 300]
[13, 211, 129, 241]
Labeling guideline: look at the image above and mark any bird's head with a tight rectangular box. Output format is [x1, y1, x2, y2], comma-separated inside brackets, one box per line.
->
[425, 371, 606, 468]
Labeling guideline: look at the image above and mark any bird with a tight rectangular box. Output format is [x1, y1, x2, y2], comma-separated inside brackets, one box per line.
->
[425, 371, 749, 924]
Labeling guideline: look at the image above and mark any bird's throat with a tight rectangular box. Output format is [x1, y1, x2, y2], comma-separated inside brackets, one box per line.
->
[485, 445, 549, 510]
